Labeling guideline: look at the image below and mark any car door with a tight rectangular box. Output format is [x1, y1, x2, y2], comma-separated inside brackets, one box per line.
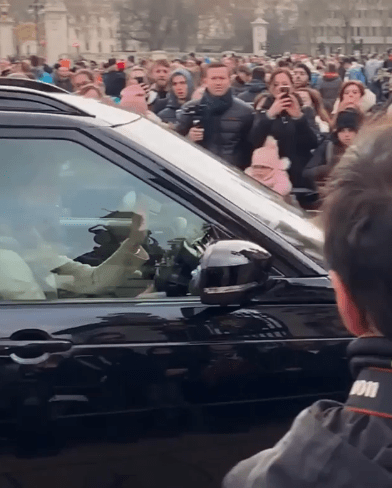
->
[0, 122, 350, 463]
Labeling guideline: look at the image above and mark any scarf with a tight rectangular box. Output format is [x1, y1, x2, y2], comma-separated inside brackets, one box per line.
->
[200, 89, 233, 145]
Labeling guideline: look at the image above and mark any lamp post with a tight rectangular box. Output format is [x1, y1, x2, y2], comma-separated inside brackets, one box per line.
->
[28, 0, 44, 55]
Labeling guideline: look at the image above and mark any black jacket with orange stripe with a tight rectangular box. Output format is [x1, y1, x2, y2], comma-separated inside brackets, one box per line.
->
[224, 337, 392, 488]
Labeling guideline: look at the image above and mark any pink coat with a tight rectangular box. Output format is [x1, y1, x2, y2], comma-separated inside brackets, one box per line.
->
[245, 138, 293, 197]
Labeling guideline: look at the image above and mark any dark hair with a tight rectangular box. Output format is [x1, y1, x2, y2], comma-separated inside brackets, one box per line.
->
[339, 80, 365, 101]
[277, 60, 290, 68]
[30, 55, 39, 67]
[323, 121, 392, 339]
[294, 62, 311, 81]
[252, 66, 265, 81]
[268, 68, 294, 87]
[327, 62, 337, 73]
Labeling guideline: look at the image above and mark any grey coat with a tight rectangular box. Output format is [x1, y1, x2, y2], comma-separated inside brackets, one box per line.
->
[317, 75, 342, 112]
[224, 398, 392, 488]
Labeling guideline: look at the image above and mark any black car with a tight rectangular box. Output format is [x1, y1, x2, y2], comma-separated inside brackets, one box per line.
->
[0, 81, 351, 487]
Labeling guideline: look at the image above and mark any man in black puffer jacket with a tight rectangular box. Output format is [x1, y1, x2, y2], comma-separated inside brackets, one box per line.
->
[176, 63, 254, 170]
[224, 122, 392, 488]
[238, 66, 267, 106]
[157, 69, 194, 125]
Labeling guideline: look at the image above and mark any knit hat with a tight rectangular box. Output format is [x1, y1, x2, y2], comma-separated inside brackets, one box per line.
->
[336, 109, 361, 133]
[245, 137, 292, 197]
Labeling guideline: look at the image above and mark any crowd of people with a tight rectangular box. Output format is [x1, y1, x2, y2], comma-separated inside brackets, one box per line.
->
[4, 51, 392, 208]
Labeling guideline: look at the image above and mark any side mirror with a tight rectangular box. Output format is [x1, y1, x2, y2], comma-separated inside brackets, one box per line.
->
[199, 240, 272, 306]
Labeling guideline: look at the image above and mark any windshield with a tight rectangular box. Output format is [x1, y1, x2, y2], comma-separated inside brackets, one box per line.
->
[115, 118, 324, 268]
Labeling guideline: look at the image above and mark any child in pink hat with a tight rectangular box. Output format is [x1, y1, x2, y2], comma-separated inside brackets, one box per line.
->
[245, 137, 292, 197]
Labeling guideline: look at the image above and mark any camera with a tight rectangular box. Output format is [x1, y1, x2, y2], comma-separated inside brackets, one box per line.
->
[185, 104, 207, 128]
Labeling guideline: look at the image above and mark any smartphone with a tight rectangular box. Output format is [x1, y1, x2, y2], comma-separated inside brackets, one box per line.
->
[280, 86, 290, 97]
[135, 76, 144, 84]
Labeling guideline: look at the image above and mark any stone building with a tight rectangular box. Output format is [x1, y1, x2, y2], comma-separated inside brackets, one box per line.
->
[298, 0, 392, 56]
[1, 0, 119, 63]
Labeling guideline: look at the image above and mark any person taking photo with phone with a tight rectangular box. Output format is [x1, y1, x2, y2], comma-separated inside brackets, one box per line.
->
[250, 68, 318, 189]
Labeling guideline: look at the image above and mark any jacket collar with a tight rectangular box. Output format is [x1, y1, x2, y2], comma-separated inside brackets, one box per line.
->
[347, 337, 392, 378]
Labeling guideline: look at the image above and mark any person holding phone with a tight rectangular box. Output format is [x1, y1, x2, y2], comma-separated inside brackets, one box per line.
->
[249, 68, 318, 190]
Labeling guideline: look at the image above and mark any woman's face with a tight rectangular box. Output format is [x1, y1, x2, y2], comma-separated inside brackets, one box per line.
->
[342, 84, 362, 105]
[251, 165, 273, 181]
[337, 128, 357, 147]
[270, 73, 292, 98]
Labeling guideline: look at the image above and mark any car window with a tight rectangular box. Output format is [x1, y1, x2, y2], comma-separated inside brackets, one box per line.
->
[0, 139, 212, 301]
[0, 97, 60, 112]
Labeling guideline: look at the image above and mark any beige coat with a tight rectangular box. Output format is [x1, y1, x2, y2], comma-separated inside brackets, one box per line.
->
[0, 237, 148, 300]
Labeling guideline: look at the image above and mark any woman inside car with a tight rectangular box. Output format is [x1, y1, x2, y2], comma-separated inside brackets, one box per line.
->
[0, 157, 148, 301]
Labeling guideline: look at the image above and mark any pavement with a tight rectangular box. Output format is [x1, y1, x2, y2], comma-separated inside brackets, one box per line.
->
[0, 415, 294, 488]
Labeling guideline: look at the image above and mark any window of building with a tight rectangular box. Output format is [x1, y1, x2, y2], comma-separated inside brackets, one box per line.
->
[373, 26, 377, 36]
[98, 42, 102, 53]
[389, 26, 392, 36]
[85, 41, 90, 51]
[357, 27, 361, 36]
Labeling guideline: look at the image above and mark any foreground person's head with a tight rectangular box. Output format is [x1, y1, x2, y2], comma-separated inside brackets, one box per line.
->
[323, 121, 392, 340]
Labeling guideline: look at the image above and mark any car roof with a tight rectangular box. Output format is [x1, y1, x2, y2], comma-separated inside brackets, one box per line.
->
[0, 83, 140, 127]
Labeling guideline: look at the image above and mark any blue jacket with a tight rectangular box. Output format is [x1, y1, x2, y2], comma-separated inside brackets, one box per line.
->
[348, 65, 367, 84]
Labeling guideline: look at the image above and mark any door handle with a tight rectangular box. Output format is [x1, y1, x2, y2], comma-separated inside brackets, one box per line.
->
[0, 340, 73, 365]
